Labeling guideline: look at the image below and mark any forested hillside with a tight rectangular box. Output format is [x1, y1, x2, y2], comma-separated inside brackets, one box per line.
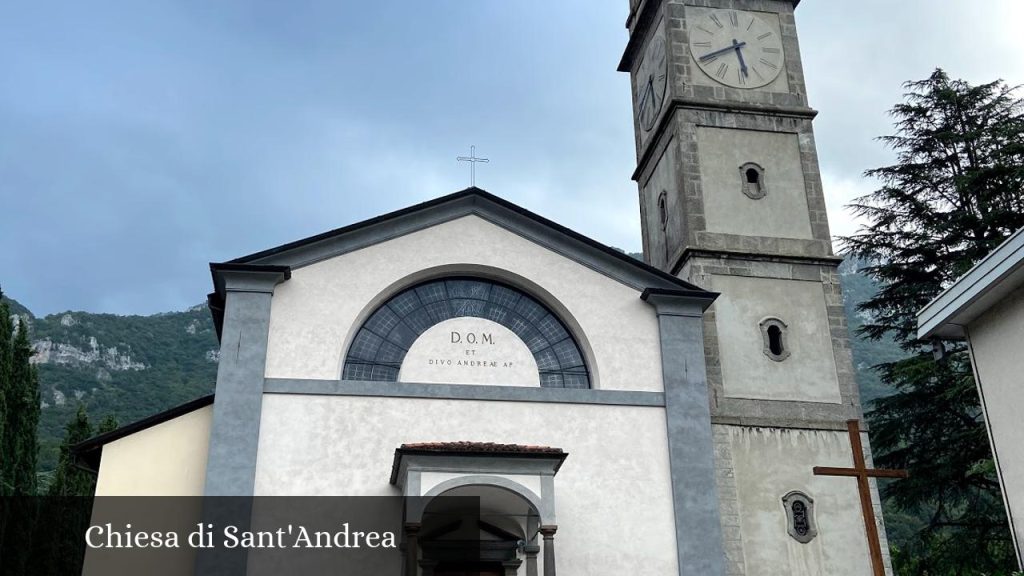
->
[2, 298, 219, 473]
[3, 256, 900, 475]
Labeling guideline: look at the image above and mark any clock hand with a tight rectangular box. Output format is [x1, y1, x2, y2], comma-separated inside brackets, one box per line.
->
[637, 77, 653, 119]
[699, 41, 747, 62]
[732, 38, 748, 76]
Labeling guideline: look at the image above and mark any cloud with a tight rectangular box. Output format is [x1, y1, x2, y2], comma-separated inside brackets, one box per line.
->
[1, 1, 1021, 315]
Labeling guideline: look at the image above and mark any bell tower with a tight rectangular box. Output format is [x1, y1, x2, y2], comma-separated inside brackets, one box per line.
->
[621, 2, 892, 575]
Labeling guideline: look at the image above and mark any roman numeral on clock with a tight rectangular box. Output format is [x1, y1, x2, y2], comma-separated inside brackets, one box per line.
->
[694, 41, 712, 48]
[709, 14, 724, 28]
[763, 47, 780, 54]
[716, 62, 729, 79]
[758, 32, 772, 40]
[729, 12, 739, 27]
[759, 58, 779, 70]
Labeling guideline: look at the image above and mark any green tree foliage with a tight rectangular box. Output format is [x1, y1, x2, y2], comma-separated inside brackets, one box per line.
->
[0, 289, 11, 492]
[34, 406, 111, 576]
[841, 69, 1024, 573]
[46, 405, 95, 497]
[0, 299, 42, 575]
[6, 319, 40, 496]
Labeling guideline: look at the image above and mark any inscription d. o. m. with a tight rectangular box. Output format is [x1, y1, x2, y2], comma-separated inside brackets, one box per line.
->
[450, 331, 494, 345]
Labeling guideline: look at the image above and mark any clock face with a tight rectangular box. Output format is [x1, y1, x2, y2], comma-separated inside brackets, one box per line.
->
[689, 10, 784, 89]
[635, 36, 667, 132]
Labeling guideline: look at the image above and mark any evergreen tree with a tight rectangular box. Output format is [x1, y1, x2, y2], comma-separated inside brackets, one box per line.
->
[1, 309, 41, 575]
[0, 290, 11, 494]
[7, 320, 40, 496]
[841, 69, 1024, 573]
[35, 405, 96, 576]
[46, 405, 94, 497]
[0, 291, 12, 557]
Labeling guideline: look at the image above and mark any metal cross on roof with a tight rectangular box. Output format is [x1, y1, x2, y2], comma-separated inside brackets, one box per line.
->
[457, 145, 489, 187]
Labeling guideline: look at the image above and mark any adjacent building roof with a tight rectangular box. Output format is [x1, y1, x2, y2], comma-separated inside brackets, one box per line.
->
[918, 227, 1024, 340]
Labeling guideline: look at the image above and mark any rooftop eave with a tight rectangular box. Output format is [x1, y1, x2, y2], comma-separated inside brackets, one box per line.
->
[918, 227, 1024, 340]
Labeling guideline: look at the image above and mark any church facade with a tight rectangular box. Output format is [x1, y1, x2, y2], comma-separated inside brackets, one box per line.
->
[76, 1, 894, 575]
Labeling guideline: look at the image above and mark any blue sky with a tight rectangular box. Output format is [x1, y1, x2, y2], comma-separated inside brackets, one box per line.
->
[2, 1, 1023, 316]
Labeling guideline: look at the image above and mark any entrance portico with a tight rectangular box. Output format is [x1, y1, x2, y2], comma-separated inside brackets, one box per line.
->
[391, 442, 567, 576]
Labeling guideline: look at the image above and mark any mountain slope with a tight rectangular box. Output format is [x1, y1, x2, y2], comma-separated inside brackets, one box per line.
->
[3, 297, 219, 471]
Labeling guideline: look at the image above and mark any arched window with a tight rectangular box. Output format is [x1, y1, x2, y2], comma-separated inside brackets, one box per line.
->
[759, 317, 790, 362]
[343, 277, 591, 388]
[739, 162, 767, 200]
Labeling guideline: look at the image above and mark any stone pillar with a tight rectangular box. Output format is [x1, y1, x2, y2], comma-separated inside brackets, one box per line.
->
[503, 558, 523, 576]
[642, 290, 727, 576]
[540, 526, 557, 576]
[405, 523, 421, 576]
[525, 543, 540, 576]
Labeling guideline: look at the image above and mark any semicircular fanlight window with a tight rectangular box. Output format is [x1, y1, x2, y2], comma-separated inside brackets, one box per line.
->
[342, 277, 590, 388]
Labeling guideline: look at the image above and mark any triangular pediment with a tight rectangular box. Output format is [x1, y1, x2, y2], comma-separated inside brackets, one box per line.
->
[217, 187, 708, 296]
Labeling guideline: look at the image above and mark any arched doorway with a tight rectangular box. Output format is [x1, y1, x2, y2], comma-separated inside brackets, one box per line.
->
[418, 484, 538, 576]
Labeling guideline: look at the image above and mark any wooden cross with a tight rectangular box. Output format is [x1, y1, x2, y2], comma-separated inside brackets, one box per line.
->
[814, 419, 908, 576]
[457, 145, 489, 187]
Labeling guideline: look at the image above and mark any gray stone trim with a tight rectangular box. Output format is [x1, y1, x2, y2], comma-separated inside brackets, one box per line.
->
[196, 270, 285, 576]
[646, 295, 727, 576]
[263, 378, 666, 407]
[712, 425, 746, 576]
[203, 269, 287, 496]
[711, 415, 857, 431]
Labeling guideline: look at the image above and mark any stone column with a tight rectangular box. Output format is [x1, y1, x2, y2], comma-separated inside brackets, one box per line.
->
[642, 290, 727, 576]
[405, 523, 421, 576]
[503, 558, 523, 576]
[540, 526, 557, 576]
[524, 543, 540, 576]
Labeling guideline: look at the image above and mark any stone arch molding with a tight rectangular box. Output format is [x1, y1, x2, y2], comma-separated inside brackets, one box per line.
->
[342, 275, 592, 388]
[411, 474, 550, 526]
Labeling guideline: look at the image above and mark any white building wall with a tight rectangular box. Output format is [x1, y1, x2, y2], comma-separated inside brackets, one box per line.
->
[262, 214, 664, 392]
[967, 284, 1024, 560]
[254, 393, 679, 575]
[724, 425, 874, 576]
[94, 405, 213, 497]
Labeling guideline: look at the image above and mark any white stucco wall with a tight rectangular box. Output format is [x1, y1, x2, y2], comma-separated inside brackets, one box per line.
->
[696, 126, 812, 240]
[724, 426, 874, 576]
[94, 405, 213, 496]
[967, 284, 1024, 557]
[710, 274, 841, 403]
[263, 214, 664, 392]
[254, 393, 678, 575]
